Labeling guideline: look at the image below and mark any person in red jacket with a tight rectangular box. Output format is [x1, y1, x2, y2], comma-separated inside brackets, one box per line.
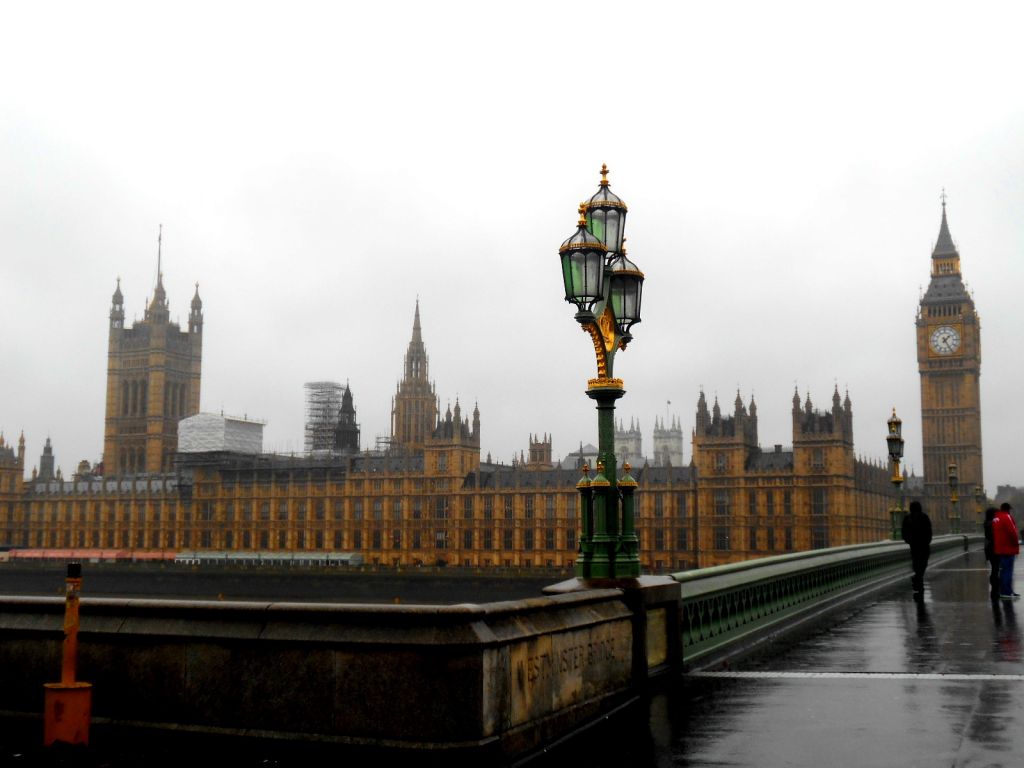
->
[992, 502, 1020, 599]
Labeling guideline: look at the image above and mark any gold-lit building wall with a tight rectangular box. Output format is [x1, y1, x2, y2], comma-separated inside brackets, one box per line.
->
[3, 418, 893, 572]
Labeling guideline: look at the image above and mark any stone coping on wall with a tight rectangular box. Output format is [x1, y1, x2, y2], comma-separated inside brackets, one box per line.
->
[0, 588, 630, 646]
[674, 535, 973, 596]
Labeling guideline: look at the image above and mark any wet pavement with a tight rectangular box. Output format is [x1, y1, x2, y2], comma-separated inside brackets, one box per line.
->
[537, 548, 1024, 768]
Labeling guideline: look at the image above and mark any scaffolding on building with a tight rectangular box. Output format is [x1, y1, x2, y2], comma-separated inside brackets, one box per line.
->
[304, 381, 344, 454]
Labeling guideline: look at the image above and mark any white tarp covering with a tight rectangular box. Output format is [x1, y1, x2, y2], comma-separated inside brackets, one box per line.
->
[178, 413, 264, 454]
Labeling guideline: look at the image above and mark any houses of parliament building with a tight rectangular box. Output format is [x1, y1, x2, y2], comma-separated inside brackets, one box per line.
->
[0, 205, 983, 571]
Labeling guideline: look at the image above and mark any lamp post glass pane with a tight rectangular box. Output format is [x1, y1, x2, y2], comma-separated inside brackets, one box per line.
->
[561, 249, 604, 308]
[886, 436, 903, 462]
[587, 209, 623, 254]
[609, 272, 642, 333]
[886, 430, 903, 461]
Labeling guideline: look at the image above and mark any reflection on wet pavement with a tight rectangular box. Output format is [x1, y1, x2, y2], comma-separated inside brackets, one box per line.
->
[534, 548, 1024, 768]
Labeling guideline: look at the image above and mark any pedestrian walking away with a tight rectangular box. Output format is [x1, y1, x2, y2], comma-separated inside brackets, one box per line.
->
[992, 502, 1020, 599]
[902, 500, 932, 594]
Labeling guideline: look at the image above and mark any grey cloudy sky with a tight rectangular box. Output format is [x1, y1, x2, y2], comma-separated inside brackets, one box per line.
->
[2, 1, 1023, 491]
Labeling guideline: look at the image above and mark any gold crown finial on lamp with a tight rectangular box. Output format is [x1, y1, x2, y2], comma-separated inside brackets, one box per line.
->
[600, 163, 610, 186]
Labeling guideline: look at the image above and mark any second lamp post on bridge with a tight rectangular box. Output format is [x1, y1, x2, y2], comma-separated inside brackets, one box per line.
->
[559, 165, 644, 580]
[948, 462, 960, 535]
[886, 409, 906, 540]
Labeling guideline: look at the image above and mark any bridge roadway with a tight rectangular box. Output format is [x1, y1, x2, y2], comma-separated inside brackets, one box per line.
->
[3, 548, 1021, 766]
[534, 547, 1024, 768]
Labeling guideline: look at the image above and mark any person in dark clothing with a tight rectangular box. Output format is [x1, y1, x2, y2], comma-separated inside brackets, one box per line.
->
[983, 506, 1000, 599]
[902, 500, 933, 593]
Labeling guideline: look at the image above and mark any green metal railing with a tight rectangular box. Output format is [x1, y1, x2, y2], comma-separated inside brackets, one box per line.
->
[674, 535, 975, 668]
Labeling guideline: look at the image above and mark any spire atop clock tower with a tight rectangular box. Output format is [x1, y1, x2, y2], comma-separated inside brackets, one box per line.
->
[931, 197, 962, 279]
[933, 198, 957, 256]
[922, 202, 972, 308]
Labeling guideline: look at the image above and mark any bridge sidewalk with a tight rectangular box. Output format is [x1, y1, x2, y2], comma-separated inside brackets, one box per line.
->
[676, 547, 1024, 767]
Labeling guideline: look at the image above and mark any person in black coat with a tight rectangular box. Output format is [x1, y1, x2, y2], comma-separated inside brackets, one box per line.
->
[902, 500, 933, 593]
[983, 506, 999, 600]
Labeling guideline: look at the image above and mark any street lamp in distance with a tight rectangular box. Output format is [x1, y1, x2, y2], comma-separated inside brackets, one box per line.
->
[886, 409, 905, 540]
[948, 462, 960, 534]
[974, 485, 986, 533]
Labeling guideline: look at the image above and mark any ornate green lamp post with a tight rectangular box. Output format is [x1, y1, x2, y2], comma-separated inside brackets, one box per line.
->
[948, 462, 960, 534]
[559, 164, 644, 580]
[886, 409, 905, 540]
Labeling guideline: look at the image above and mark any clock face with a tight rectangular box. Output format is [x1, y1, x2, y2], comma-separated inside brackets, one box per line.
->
[930, 325, 961, 355]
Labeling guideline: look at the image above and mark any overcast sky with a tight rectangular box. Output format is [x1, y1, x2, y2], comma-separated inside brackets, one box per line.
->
[2, 2, 1023, 492]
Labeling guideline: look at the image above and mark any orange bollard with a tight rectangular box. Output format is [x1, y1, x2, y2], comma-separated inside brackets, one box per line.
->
[43, 562, 92, 746]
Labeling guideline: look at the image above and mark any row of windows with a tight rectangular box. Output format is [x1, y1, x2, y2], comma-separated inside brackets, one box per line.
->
[718, 490, 801, 516]
[926, 300, 962, 315]
[3, 526, 585, 552]
[119, 379, 188, 418]
[12, 492, 690, 524]
[712, 526, 797, 551]
[3, 520, 853, 555]
[716, 452, 828, 473]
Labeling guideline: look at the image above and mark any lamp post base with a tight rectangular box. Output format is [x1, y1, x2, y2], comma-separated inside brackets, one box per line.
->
[43, 682, 92, 746]
[890, 507, 904, 541]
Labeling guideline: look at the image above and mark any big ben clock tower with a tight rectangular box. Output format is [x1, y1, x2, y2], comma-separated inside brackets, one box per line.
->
[916, 199, 983, 529]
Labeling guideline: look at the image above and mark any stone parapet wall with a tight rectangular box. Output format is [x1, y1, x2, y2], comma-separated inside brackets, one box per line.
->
[0, 586, 663, 759]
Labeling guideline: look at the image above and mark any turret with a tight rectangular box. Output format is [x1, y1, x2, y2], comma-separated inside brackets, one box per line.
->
[189, 283, 203, 334]
[39, 437, 55, 482]
[110, 278, 125, 330]
[695, 389, 710, 432]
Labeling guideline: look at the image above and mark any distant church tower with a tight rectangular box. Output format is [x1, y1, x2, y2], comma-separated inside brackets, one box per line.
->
[652, 415, 684, 466]
[526, 433, 553, 469]
[103, 229, 203, 475]
[614, 418, 643, 467]
[390, 301, 438, 452]
[916, 199, 983, 515]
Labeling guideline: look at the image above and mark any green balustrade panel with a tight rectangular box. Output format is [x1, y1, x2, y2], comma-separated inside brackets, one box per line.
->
[674, 535, 975, 667]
